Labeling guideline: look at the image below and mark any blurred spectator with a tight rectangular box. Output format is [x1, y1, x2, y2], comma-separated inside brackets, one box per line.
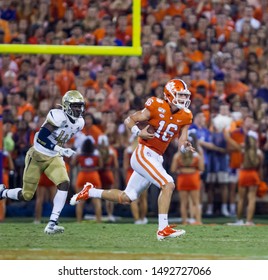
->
[0, 1, 17, 21]
[235, 4, 261, 33]
[71, 137, 103, 223]
[54, 57, 76, 96]
[255, 72, 268, 103]
[0, 18, 11, 43]
[235, 131, 263, 225]
[224, 67, 249, 101]
[64, 23, 85, 45]
[115, 14, 132, 46]
[185, 37, 204, 66]
[171, 132, 204, 225]
[98, 134, 119, 222]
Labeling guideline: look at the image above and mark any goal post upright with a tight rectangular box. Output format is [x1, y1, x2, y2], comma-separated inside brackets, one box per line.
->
[0, 1, 142, 56]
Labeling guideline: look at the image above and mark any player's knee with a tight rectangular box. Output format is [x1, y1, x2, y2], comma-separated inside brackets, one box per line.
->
[169, 182, 175, 191]
[57, 181, 70, 191]
[163, 182, 175, 191]
[118, 192, 132, 205]
[22, 191, 35, 201]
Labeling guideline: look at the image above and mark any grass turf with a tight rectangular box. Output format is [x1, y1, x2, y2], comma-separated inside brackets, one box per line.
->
[1, 217, 268, 260]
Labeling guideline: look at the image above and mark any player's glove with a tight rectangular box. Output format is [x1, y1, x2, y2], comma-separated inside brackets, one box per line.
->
[54, 145, 76, 158]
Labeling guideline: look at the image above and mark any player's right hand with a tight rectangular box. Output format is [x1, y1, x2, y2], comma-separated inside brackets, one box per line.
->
[55, 145, 76, 157]
[60, 148, 76, 158]
[139, 125, 155, 140]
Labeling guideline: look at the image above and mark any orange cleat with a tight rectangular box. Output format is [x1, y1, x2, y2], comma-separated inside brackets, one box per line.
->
[157, 225, 186, 241]
[70, 182, 94, 205]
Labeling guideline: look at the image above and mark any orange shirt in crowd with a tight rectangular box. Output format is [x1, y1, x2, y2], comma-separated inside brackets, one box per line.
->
[64, 37, 86, 45]
[92, 28, 106, 44]
[82, 124, 104, 143]
[55, 70, 76, 96]
[76, 153, 102, 189]
[0, 19, 11, 43]
[167, 62, 190, 78]
[186, 50, 204, 63]
[215, 25, 232, 42]
[224, 81, 249, 100]
[83, 79, 112, 95]
[166, 3, 186, 17]
[229, 128, 245, 169]
[49, 0, 66, 21]
[243, 46, 264, 59]
[72, 1, 88, 20]
[17, 104, 36, 119]
[153, 8, 168, 23]
[190, 80, 211, 104]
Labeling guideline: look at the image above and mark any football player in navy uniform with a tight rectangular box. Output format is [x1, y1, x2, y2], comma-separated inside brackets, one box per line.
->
[0, 90, 85, 234]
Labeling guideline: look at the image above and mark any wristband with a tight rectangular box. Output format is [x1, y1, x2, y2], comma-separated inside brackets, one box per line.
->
[131, 125, 141, 136]
[180, 144, 187, 153]
[54, 145, 62, 152]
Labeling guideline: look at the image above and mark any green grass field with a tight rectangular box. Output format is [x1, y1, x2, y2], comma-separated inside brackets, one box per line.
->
[1, 217, 268, 260]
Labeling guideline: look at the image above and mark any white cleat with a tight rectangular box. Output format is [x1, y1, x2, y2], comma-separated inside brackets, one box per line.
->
[135, 217, 148, 225]
[226, 219, 244, 226]
[221, 209, 230, 217]
[44, 221, 64, 234]
[70, 182, 94, 205]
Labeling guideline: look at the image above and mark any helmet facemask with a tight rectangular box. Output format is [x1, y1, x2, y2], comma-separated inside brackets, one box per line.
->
[164, 79, 191, 109]
[171, 90, 191, 109]
[65, 102, 85, 119]
[62, 90, 85, 120]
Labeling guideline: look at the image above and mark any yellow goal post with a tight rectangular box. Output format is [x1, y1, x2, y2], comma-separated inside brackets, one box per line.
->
[0, 1, 142, 56]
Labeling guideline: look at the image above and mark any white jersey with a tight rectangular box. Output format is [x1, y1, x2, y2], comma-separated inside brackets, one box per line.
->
[34, 109, 85, 157]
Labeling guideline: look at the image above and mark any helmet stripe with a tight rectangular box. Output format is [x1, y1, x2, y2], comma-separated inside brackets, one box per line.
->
[179, 79, 187, 89]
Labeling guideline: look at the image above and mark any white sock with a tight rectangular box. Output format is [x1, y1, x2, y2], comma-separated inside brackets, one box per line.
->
[89, 188, 103, 199]
[3, 188, 21, 200]
[158, 214, 168, 230]
[206, 204, 213, 212]
[230, 203, 236, 213]
[221, 203, 228, 212]
[49, 190, 68, 222]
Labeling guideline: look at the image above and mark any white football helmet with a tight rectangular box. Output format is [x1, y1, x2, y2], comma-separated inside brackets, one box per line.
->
[62, 90, 85, 119]
[164, 79, 191, 109]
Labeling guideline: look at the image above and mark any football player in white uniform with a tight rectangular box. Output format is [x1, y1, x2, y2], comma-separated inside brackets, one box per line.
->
[0, 90, 85, 234]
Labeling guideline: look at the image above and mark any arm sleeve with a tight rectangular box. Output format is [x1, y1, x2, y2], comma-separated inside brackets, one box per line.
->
[36, 127, 56, 150]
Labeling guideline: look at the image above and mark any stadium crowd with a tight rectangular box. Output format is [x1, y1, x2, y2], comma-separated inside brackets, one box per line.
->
[1, 0, 268, 224]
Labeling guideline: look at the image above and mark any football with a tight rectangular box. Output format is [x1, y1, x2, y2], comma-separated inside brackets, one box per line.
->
[136, 121, 155, 134]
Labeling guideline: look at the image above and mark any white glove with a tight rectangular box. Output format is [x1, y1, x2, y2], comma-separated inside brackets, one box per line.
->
[54, 145, 76, 158]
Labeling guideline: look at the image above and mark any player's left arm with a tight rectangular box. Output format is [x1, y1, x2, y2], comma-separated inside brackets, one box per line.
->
[37, 122, 59, 150]
[178, 125, 195, 153]
[37, 122, 76, 157]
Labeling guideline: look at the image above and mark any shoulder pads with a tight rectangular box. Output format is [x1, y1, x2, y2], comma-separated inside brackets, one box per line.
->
[46, 109, 67, 127]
